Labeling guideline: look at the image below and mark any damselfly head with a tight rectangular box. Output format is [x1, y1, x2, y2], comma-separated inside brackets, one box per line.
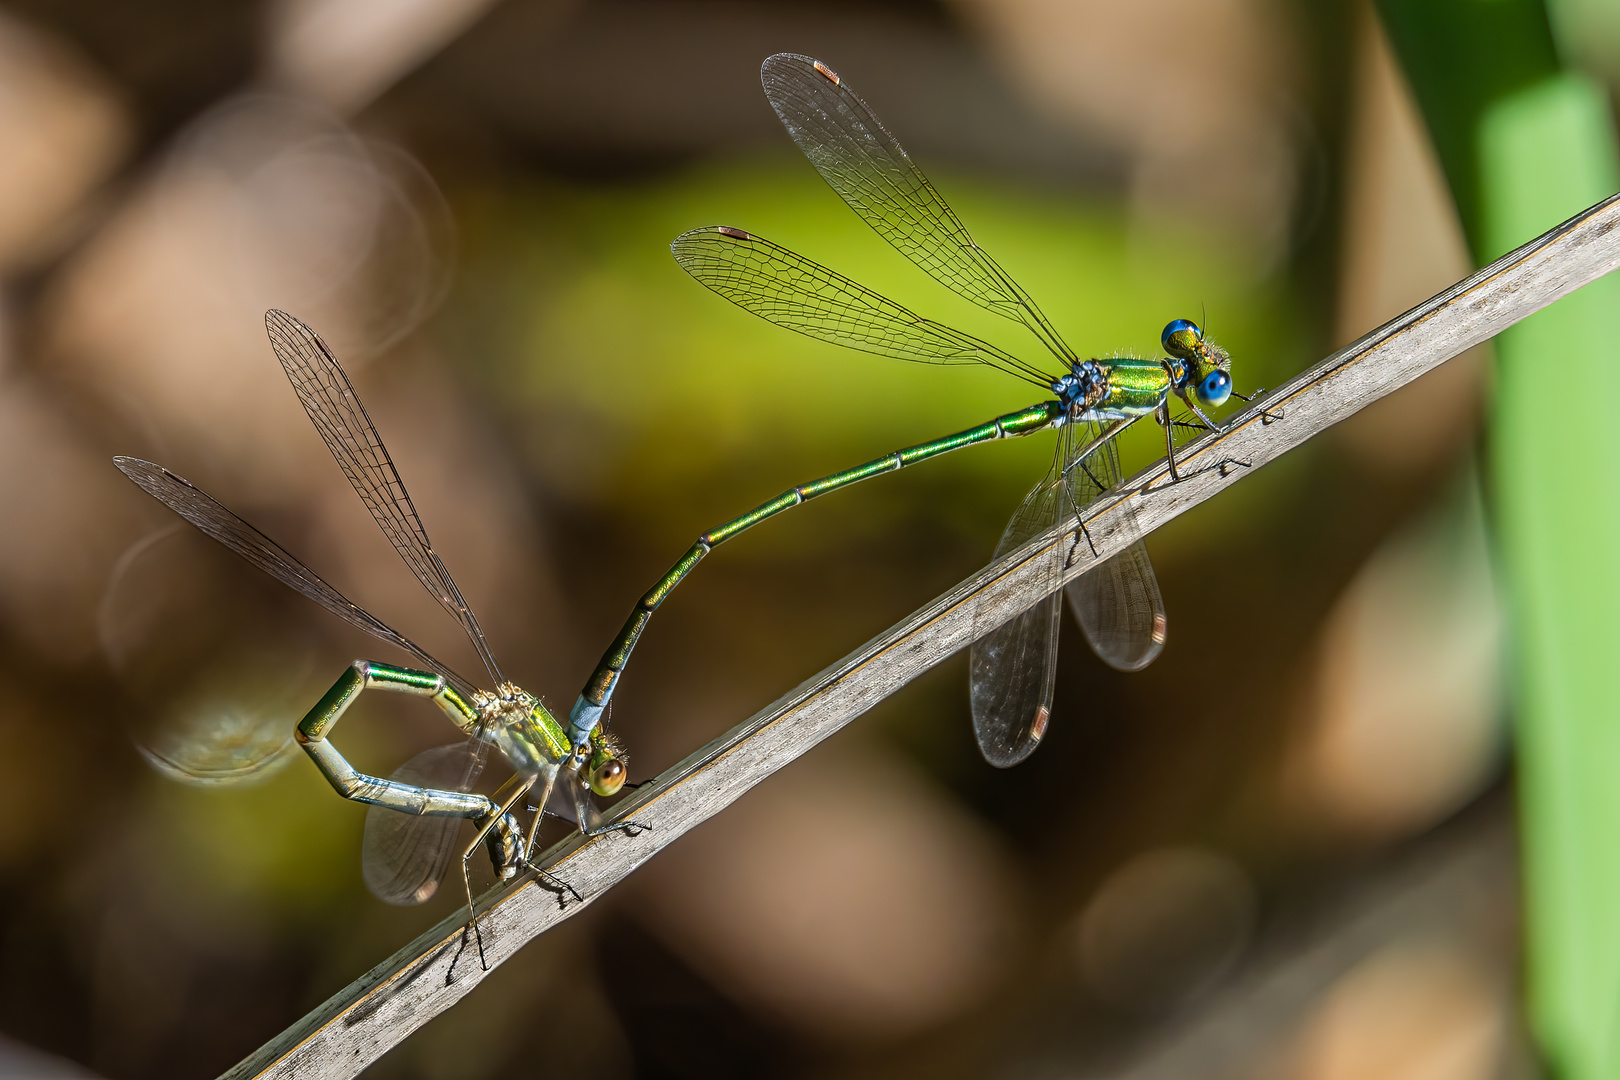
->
[587, 730, 629, 797]
[1163, 319, 1231, 405]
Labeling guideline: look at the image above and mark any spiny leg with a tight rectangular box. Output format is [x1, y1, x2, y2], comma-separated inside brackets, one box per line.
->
[1185, 382, 1279, 472]
[1061, 479, 1092, 570]
[1231, 388, 1284, 423]
[1159, 403, 1183, 483]
[521, 770, 558, 858]
[585, 816, 653, 839]
[458, 773, 536, 970]
[1175, 390, 1260, 473]
[1068, 455, 1115, 560]
[1176, 395, 1258, 481]
[522, 764, 650, 870]
[1181, 396, 1221, 432]
[517, 770, 584, 905]
[570, 767, 654, 840]
[1057, 418, 1134, 558]
[1146, 401, 1253, 490]
[1045, 424, 1089, 570]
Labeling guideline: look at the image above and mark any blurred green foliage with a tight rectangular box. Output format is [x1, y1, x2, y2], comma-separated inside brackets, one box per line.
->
[1375, 0, 1560, 250]
[1481, 76, 1620, 1080]
[1380, 2, 1620, 1076]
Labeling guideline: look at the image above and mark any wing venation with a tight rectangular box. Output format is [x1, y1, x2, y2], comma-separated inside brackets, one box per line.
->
[761, 52, 1075, 365]
[113, 455, 476, 699]
[263, 309, 503, 684]
[672, 227, 1048, 386]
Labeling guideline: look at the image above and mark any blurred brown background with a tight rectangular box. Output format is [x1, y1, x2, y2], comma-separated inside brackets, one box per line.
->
[0, 0, 1557, 1077]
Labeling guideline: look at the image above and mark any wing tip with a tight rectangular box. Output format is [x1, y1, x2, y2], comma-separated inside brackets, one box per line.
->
[113, 454, 192, 492]
[263, 308, 320, 345]
[671, 226, 754, 255]
[975, 733, 1043, 769]
[264, 308, 298, 338]
[112, 454, 155, 480]
[761, 52, 821, 76]
[263, 308, 340, 371]
[760, 53, 840, 86]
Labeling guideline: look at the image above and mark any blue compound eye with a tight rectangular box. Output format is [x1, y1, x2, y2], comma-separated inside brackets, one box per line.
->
[1161, 318, 1202, 358]
[1198, 369, 1232, 407]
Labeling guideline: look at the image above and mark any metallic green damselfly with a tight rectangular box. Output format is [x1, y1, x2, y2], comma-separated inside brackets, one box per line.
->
[116, 311, 638, 962]
[572, 54, 1265, 767]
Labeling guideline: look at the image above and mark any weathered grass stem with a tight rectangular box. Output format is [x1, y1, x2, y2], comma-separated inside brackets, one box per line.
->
[223, 191, 1620, 1080]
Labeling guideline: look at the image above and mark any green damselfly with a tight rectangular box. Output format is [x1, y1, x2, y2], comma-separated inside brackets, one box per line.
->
[115, 311, 637, 960]
[571, 54, 1266, 767]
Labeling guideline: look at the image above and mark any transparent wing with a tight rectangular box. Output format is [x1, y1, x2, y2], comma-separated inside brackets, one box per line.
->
[362, 742, 485, 905]
[761, 53, 1075, 365]
[968, 436, 1068, 768]
[672, 227, 1050, 388]
[113, 456, 478, 699]
[1062, 428, 1167, 671]
[263, 309, 503, 685]
[556, 767, 599, 832]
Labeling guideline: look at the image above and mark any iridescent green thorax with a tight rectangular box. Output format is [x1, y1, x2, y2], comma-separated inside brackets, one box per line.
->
[476, 685, 570, 777]
[1094, 358, 1172, 417]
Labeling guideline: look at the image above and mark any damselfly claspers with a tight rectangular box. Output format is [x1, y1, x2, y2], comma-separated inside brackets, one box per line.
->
[571, 54, 1267, 767]
[115, 310, 637, 955]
